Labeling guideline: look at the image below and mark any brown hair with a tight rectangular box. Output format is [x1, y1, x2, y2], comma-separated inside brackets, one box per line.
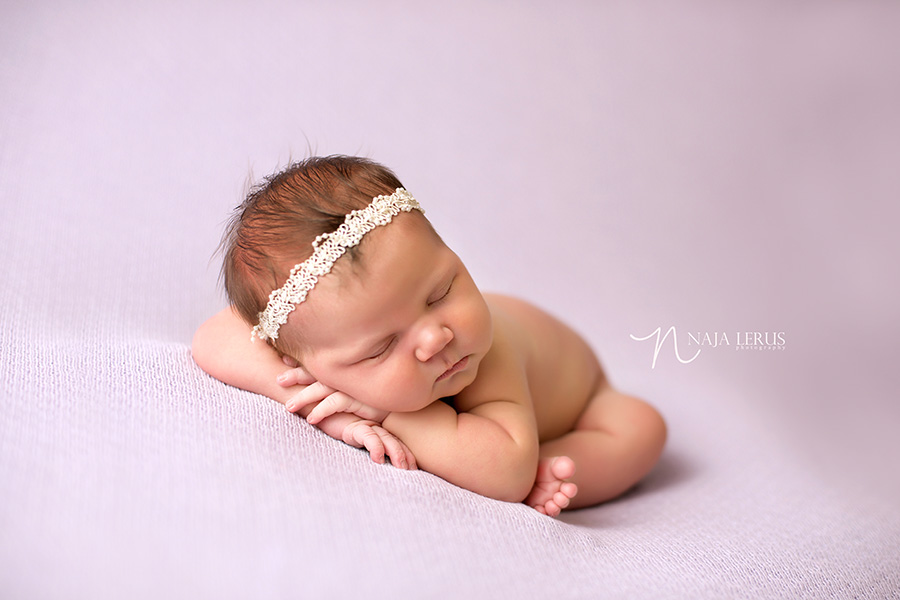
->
[221, 155, 405, 351]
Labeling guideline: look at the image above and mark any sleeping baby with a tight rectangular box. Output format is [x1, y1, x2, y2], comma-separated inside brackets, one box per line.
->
[192, 155, 666, 516]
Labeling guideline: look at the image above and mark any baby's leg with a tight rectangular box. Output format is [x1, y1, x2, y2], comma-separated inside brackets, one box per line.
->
[537, 387, 666, 510]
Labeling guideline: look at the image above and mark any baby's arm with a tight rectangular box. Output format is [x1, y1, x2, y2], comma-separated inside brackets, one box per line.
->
[192, 307, 296, 402]
[191, 307, 415, 469]
[296, 329, 540, 502]
[384, 395, 538, 502]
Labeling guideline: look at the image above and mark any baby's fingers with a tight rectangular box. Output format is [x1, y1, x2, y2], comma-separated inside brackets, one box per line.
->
[307, 392, 389, 424]
[349, 424, 386, 465]
[285, 382, 334, 413]
[376, 427, 417, 470]
[305, 391, 360, 424]
[277, 363, 316, 387]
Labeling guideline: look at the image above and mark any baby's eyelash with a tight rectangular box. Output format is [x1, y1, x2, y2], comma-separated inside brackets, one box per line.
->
[368, 338, 395, 360]
[429, 280, 453, 306]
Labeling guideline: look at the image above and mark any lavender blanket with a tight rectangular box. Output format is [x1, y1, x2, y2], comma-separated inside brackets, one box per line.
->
[2, 2, 898, 598]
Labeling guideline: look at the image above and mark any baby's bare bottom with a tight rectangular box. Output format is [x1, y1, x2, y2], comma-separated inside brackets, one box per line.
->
[534, 386, 667, 511]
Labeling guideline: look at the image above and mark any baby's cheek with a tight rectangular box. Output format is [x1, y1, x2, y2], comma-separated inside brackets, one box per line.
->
[368, 375, 431, 413]
[361, 391, 393, 411]
[345, 361, 434, 413]
[466, 298, 493, 349]
[352, 378, 401, 411]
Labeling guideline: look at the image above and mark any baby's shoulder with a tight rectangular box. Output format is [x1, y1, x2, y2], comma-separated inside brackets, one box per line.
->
[481, 294, 602, 434]
[484, 293, 561, 350]
[484, 292, 535, 316]
[450, 295, 535, 411]
[483, 292, 599, 386]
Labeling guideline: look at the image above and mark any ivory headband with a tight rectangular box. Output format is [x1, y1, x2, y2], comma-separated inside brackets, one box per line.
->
[252, 188, 424, 342]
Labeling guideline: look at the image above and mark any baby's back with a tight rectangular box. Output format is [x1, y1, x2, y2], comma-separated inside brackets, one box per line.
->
[485, 294, 603, 442]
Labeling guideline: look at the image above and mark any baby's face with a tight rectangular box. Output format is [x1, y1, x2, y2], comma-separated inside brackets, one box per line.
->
[284, 213, 493, 412]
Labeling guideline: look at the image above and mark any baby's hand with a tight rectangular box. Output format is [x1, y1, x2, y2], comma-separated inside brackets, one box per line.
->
[284, 381, 390, 425]
[276, 355, 317, 387]
[340, 419, 417, 470]
[277, 358, 414, 469]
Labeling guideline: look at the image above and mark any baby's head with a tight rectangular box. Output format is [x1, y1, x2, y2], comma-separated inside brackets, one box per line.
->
[223, 155, 403, 338]
[223, 156, 493, 410]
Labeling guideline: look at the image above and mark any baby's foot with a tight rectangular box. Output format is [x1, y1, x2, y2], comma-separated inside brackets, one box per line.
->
[525, 456, 578, 517]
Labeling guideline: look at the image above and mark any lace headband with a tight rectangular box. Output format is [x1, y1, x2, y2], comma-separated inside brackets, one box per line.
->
[251, 188, 424, 342]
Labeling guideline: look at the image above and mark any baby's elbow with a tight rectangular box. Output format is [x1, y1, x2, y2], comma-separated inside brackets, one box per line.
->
[480, 472, 533, 504]
[191, 318, 219, 375]
[483, 443, 539, 503]
[497, 477, 535, 504]
[191, 325, 209, 369]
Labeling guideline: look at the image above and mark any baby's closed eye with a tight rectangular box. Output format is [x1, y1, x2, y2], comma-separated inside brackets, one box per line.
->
[428, 278, 453, 306]
[364, 337, 396, 362]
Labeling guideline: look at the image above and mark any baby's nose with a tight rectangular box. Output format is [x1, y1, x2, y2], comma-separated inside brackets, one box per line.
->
[415, 325, 454, 362]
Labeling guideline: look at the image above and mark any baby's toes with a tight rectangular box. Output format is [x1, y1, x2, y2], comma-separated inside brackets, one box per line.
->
[544, 500, 562, 517]
[553, 491, 572, 510]
[560, 482, 578, 499]
[548, 456, 576, 481]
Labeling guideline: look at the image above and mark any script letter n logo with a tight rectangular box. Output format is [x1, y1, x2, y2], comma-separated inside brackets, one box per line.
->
[630, 326, 701, 369]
